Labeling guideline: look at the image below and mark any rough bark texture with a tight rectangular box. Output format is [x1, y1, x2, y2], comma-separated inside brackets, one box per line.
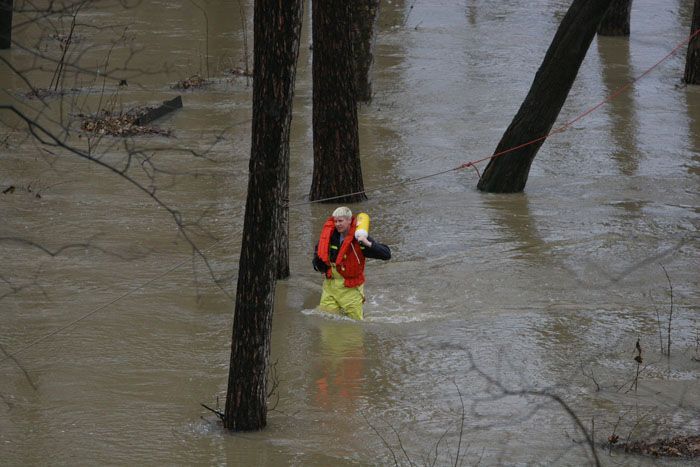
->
[309, 0, 367, 203]
[224, 0, 303, 431]
[0, 0, 12, 49]
[477, 0, 611, 193]
[684, 0, 700, 84]
[597, 0, 632, 36]
[351, 0, 380, 102]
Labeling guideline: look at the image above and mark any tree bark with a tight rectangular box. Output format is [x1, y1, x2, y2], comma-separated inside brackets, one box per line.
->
[684, 0, 700, 84]
[351, 0, 381, 102]
[597, 0, 632, 36]
[309, 0, 367, 203]
[224, 0, 303, 431]
[477, 0, 611, 193]
[0, 0, 12, 49]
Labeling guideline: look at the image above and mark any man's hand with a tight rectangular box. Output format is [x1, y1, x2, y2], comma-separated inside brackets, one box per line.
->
[356, 235, 372, 248]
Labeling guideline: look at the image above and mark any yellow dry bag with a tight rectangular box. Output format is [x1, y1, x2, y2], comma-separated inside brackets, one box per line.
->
[355, 212, 370, 240]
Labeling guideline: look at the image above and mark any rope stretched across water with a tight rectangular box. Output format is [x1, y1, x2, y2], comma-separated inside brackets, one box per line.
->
[2, 29, 698, 366]
[290, 28, 700, 207]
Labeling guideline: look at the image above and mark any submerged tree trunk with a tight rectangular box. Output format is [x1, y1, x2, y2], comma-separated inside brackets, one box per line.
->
[224, 0, 303, 431]
[0, 0, 12, 49]
[477, 0, 611, 193]
[597, 0, 632, 36]
[684, 0, 700, 84]
[351, 0, 381, 102]
[309, 0, 367, 203]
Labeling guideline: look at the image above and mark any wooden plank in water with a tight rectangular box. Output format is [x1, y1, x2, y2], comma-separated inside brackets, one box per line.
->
[135, 96, 183, 126]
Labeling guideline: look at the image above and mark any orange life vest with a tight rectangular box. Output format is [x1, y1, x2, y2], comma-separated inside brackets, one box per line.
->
[317, 216, 366, 288]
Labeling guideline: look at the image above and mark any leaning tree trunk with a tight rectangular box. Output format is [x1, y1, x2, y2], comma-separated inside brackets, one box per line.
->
[477, 0, 612, 193]
[684, 0, 700, 84]
[597, 0, 632, 36]
[309, 0, 367, 203]
[224, 0, 303, 431]
[351, 0, 381, 102]
[0, 0, 12, 49]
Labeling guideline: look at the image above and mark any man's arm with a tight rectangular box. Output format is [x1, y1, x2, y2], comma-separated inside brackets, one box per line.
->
[359, 235, 391, 260]
[312, 243, 328, 272]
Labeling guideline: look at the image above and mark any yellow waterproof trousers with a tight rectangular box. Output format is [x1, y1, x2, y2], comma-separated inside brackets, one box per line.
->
[319, 265, 365, 320]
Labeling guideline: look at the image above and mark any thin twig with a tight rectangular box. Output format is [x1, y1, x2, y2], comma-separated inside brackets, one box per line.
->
[235, 0, 250, 86]
[580, 363, 601, 392]
[0, 342, 38, 390]
[453, 381, 466, 467]
[49, 3, 81, 91]
[201, 403, 224, 421]
[386, 420, 415, 467]
[362, 411, 400, 466]
[651, 291, 665, 355]
[660, 264, 673, 357]
[189, 0, 210, 78]
[468, 355, 600, 467]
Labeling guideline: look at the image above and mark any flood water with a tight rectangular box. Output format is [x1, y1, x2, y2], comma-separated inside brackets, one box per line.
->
[1, 0, 699, 465]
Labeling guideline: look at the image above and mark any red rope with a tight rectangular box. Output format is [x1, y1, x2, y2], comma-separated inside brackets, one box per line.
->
[292, 28, 700, 207]
[460, 27, 700, 171]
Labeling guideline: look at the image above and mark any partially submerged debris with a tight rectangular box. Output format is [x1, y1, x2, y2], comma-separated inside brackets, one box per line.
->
[49, 32, 82, 45]
[173, 74, 208, 90]
[80, 109, 160, 136]
[2, 184, 42, 198]
[226, 67, 253, 78]
[24, 88, 73, 100]
[134, 96, 182, 126]
[618, 435, 700, 458]
[79, 96, 181, 137]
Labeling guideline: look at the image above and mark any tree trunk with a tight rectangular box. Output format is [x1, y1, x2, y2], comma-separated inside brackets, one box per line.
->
[477, 0, 611, 193]
[0, 0, 12, 49]
[684, 0, 700, 84]
[224, 0, 303, 431]
[597, 0, 632, 36]
[351, 0, 381, 102]
[309, 0, 367, 203]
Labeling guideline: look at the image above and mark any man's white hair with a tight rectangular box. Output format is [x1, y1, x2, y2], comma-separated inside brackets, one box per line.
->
[332, 206, 352, 218]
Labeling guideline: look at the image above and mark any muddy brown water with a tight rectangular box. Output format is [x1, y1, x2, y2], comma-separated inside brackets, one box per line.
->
[1, 0, 698, 465]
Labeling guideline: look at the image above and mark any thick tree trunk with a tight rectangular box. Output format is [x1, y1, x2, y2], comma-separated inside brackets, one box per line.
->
[224, 0, 303, 431]
[477, 0, 611, 193]
[351, 0, 380, 102]
[0, 0, 12, 49]
[597, 0, 632, 36]
[684, 0, 700, 84]
[309, 0, 367, 203]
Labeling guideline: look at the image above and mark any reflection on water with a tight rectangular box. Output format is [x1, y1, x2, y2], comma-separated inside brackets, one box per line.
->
[1, 0, 699, 465]
[483, 192, 547, 260]
[311, 321, 366, 411]
[598, 36, 640, 176]
[685, 84, 700, 177]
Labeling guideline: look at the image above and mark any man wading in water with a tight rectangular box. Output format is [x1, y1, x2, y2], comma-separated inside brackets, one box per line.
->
[313, 207, 391, 320]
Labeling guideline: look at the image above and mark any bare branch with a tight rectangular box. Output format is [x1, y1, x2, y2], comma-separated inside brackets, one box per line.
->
[467, 354, 601, 467]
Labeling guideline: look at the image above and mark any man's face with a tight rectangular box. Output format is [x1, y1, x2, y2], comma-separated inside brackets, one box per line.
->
[334, 216, 351, 234]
